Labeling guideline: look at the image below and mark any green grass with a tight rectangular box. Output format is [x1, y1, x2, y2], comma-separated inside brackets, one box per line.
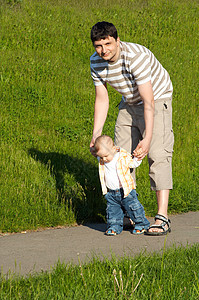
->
[0, 243, 198, 299]
[0, 0, 199, 232]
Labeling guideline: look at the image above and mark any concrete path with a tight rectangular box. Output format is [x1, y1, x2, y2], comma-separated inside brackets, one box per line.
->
[0, 211, 198, 276]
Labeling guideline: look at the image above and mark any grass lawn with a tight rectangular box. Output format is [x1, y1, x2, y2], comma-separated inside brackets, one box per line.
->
[0, 243, 198, 299]
[0, 1, 198, 297]
[0, 0, 198, 233]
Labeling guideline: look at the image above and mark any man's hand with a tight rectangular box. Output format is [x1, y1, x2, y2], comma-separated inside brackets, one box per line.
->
[133, 137, 151, 160]
[90, 138, 97, 157]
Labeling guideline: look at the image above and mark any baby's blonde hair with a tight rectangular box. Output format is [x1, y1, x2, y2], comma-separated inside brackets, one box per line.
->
[94, 135, 114, 152]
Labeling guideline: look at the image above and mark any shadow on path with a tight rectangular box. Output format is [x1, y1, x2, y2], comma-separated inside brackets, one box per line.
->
[83, 216, 134, 233]
[83, 223, 106, 232]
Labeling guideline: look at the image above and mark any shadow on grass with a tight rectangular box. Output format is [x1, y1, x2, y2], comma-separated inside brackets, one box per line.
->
[28, 148, 105, 223]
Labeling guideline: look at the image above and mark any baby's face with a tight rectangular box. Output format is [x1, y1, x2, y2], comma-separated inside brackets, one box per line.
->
[96, 145, 116, 163]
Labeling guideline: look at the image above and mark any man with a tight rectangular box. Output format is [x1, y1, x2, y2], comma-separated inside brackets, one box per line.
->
[89, 21, 174, 235]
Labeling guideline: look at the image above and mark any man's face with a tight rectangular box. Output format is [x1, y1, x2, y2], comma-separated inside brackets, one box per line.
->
[93, 36, 120, 63]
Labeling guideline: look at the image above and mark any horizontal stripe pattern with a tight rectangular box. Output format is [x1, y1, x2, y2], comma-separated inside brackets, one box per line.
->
[90, 42, 173, 103]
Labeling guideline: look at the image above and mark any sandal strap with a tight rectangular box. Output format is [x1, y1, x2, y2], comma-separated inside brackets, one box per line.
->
[155, 214, 171, 226]
[148, 223, 167, 232]
[146, 214, 171, 235]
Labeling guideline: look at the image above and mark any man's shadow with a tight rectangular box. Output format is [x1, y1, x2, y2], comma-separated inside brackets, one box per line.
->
[28, 148, 105, 223]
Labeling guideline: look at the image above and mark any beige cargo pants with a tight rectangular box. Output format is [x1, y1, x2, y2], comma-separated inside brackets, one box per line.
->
[114, 97, 174, 191]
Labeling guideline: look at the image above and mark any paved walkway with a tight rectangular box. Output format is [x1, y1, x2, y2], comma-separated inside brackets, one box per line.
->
[0, 211, 198, 276]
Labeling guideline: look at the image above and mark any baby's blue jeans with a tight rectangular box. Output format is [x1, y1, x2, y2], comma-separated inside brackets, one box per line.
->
[105, 188, 150, 234]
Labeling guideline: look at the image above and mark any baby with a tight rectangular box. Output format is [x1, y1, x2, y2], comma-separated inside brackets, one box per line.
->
[94, 135, 150, 235]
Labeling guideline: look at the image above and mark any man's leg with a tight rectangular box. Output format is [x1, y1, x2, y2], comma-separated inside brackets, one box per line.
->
[147, 98, 174, 233]
[156, 190, 169, 217]
[114, 101, 133, 152]
[148, 190, 169, 232]
[115, 101, 143, 184]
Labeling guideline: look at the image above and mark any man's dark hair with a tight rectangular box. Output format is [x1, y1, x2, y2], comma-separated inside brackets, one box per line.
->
[91, 21, 118, 44]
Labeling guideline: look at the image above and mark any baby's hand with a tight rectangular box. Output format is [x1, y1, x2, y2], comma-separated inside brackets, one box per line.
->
[133, 147, 143, 157]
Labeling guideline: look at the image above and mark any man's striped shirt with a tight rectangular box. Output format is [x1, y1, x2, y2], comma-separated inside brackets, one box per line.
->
[90, 41, 173, 104]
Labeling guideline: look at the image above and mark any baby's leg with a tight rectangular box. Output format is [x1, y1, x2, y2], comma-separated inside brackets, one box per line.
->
[121, 190, 150, 230]
[105, 191, 124, 234]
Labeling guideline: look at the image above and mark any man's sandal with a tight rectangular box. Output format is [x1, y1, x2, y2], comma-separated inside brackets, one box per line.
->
[144, 214, 171, 236]
[105, 229, 117, 236]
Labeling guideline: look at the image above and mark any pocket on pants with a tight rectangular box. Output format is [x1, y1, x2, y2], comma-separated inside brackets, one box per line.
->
[164, 129, 174, 155]
[163, 101, 174, 155]
[129, 202, 144, 223]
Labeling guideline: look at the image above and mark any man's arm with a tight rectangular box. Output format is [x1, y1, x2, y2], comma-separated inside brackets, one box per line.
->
[133, 81, 155, 159]
[90, 83, 109, 155]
